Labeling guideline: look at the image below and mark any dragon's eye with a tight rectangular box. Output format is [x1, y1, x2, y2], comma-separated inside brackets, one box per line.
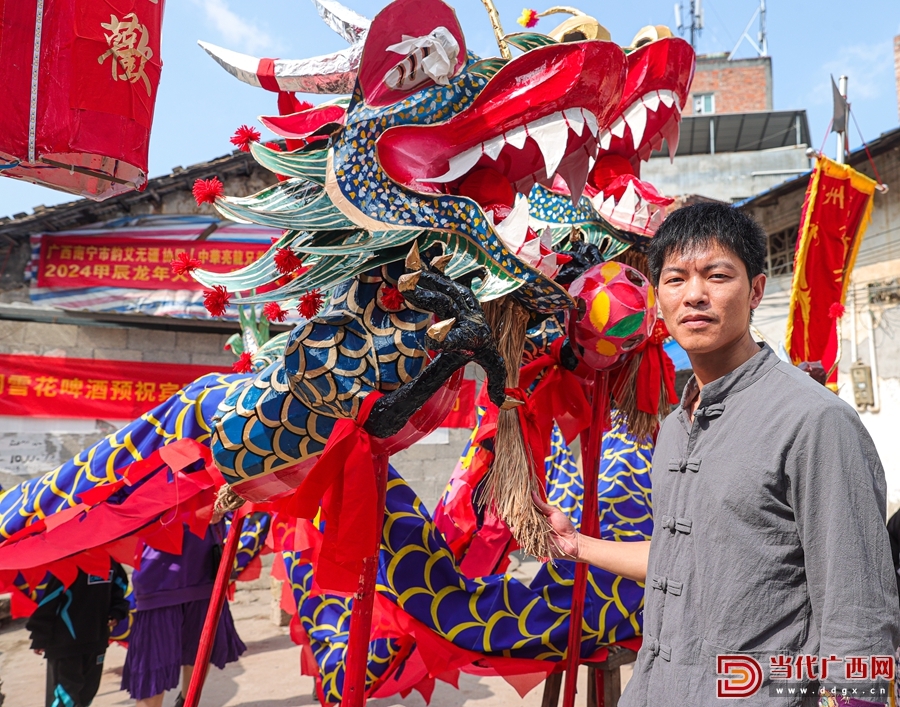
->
[383, 26, 460, 93]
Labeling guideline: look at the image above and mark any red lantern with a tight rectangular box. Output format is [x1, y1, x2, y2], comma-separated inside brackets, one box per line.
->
[568, 261, 656, 371]
[0, 0, 165, 200]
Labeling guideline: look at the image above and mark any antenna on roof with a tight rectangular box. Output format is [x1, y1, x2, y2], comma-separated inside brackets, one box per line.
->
[674, 0, 703, 49]
[729, 0, 768, 59]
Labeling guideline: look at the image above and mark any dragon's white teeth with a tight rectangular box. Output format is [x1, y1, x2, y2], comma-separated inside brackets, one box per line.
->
[625, 101, 648, 150]
[643, 91, 661, 113]
[430, 145, 482, 182]
[598, 129, 612, 151]
[661, 117, 681, 162]
[659, 90, 675, 109]
[494, 194, 530, 251]
[649, 207, 665, 230]
[518, 235, 541, 267]
[482, 135, 505, 160]
[599, 193, 616, 216]
[583, 109, 599, 137]
[556, 146, 592, 204]
[527, 117, 570, 178]
[610, 116, 626, 139]
[505, 126, 528, 150]
[632, 203, 651, 229]
[563, 108, 585, 137]
[611, 181, 638, 225]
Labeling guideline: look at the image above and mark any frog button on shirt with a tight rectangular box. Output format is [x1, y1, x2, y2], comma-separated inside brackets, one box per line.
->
[620, 344, 900, 707]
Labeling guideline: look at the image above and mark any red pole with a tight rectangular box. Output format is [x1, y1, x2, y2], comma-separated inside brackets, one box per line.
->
[341, 452, 390, 707]
[562, 371, 607, 707]
[184, 511, 247, 707]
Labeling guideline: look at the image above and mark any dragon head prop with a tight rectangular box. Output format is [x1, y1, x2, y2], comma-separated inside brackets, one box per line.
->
[195, 0, 630, 314]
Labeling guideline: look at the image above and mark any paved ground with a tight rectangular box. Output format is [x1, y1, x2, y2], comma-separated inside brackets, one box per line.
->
[0, 557, 632, 706]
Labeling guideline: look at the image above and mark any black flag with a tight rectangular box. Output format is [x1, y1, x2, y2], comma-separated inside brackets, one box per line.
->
[831, 75, 848, 133]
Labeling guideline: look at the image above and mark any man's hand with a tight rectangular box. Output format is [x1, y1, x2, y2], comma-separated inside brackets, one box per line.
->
[533, 493, 580, 560]
[33, 649, 43, 656]
[797, 360, 827, 386]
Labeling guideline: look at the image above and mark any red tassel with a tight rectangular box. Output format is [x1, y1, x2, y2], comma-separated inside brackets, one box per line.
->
[230, 125, 261, 152]
[171, 251, 201, 277]
[381, 286, 406, 310]
[263, 301, 288, 323]
[232, 352, 253, 373]
[192, 177, 224, 206]
[274, 247, 304, 274]
[298, 289, 324, 319]
[203, 285, 231, 317]
[828, 302, 846, 319]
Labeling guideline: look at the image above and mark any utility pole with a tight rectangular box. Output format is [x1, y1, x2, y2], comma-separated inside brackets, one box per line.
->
[836, 75, 848, 164]
[675, 0, 703, 50]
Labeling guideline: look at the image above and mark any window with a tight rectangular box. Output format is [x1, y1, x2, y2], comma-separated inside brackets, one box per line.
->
[693, 93, 715, 115]
[766, 225, 799, 277]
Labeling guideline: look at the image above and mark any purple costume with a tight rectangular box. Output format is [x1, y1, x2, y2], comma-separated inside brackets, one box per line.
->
[121, 523, 246, 700]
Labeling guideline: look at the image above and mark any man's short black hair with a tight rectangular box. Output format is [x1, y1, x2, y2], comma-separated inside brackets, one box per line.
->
[646, 202, 768, 286]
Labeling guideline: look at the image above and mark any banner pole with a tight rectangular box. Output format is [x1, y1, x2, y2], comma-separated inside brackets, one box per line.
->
[562, 371, 607, 707]
[184, 510, 247, 707]
[341, 452, 390, 707]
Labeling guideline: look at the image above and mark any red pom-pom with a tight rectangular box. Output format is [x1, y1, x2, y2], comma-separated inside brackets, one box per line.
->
[230, 125, 261, 152]
[381, 286, 406, 310]
[828, 302, 846, 319]
[192, 177, 224, 206]
[263, 301, 288, 323]
[517, 8, 539, 28]
[274, 247, 304, 275]
[171, 251, 201, 277]
[264, 141, 283, 152]
[232, 352, 253, 373]
[203, 285, 231, 317]
[298, 289, 324, 319]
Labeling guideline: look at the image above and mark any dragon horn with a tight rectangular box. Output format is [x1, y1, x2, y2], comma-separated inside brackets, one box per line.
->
[198, 40, 361, 95]
[312, 0, 370, 44]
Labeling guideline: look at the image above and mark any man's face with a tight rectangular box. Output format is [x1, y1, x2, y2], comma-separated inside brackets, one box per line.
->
[656, 241, 766, 355]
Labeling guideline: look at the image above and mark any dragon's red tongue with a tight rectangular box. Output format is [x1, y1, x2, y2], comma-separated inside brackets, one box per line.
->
[456, 167, 515, 211]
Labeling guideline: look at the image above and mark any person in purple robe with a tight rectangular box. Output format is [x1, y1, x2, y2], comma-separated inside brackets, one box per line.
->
[121, 520, 246, 707]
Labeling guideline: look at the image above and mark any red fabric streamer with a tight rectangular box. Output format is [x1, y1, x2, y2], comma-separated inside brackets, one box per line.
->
[277, 392, 385, 593]
[634, 322, 678, 415]
[518, 338, 592, 446]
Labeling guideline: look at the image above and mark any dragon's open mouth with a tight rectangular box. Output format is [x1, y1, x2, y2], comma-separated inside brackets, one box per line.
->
[377, 41, 625, 214]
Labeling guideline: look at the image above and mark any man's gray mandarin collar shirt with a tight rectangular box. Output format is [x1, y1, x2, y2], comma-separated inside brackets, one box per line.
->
[620, 344, 900, 707]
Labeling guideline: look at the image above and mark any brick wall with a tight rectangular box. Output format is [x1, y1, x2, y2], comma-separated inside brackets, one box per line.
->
[683, 54, 773, 115]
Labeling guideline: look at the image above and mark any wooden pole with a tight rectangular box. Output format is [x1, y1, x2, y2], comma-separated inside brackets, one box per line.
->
[341, 453, 390, 707]
[184, 511, 247, 707]
[562, 371, 607, 707]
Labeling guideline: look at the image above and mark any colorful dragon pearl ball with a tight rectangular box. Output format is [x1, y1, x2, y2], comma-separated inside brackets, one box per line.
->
[567, 261, 658, 371]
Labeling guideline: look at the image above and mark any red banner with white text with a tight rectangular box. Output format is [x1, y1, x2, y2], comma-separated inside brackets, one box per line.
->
[786, 156, 877, 389]
[37, 237, 269, 291]
[0, 355, 224, 419]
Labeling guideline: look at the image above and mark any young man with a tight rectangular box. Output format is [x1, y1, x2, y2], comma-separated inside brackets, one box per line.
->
[538, 203, 900, 705]
[28, 564, 130, 707]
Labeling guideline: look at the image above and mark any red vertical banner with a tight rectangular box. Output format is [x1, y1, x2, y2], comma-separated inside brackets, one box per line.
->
[786, 156, 877, 389]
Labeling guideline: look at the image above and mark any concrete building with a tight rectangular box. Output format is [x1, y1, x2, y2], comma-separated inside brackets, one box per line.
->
[739, 127, 900, 507]
[0, 151, 472, 507]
